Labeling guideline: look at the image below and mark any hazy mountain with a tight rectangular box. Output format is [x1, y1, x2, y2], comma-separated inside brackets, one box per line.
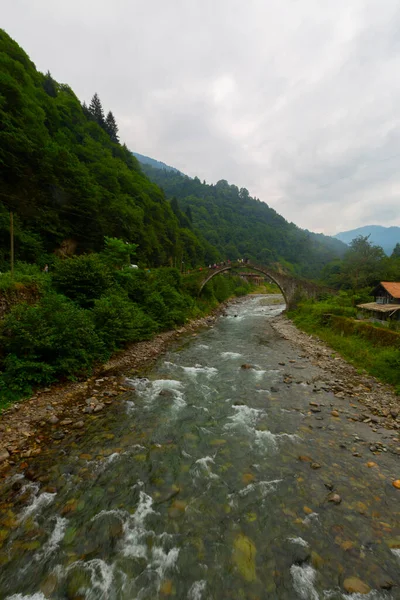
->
[334, 225, 400, 255]
[131, 152, 182, 173]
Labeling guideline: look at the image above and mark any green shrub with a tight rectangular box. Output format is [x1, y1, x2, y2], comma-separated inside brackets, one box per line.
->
[92, 291, 157, 350]
[52, 254, 113, 307]
[0, 293, 106, 402]
[114, 268, 148, 303]
[0, 262, 49, 293]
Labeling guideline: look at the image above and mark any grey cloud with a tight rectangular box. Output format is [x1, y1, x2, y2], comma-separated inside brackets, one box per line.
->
[3, 0, 400, 233]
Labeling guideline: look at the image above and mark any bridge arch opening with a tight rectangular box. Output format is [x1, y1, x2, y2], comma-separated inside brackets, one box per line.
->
[198, 264, 288, 307]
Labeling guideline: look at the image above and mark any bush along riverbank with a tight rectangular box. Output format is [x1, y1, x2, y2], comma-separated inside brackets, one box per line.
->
[0, 239, 254, 406]
[288, 295, 400, 394]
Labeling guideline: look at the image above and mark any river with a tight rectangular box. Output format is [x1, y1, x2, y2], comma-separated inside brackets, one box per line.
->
[0, 295, 399, 599]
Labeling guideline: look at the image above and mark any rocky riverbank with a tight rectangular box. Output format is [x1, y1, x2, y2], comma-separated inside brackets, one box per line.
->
[0, 300, 240, 475]
[2, 300, 399, 478]
[271, 314, 400, 437]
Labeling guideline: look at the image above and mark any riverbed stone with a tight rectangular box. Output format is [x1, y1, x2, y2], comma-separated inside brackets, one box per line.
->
[0, 448, 10, 463]
[233, 534, 257, 582]
[343, 577, 370, 594]
[48, 415, 59, 425]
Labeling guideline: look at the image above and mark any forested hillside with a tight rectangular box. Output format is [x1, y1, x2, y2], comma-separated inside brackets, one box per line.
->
[139, 164, 347, 279]
[0, 30, 209, 269]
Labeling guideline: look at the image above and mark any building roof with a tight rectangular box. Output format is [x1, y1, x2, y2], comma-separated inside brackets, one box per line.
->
[357, 302, 400, 313]
[378, 282, 400, 298]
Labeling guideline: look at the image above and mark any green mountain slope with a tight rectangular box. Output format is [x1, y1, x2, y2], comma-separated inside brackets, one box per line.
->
[137, 163, 347, 279]
[0, 30, 207, 269]
[131, 152, 181, 174]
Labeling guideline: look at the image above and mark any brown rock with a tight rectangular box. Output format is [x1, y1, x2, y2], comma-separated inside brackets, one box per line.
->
[328, 493, 342, 505]
[343, 577, 370, 595]
[0, 448, 10, 463]
[331, 411, 340, 417]
[48, 415, 59, 425]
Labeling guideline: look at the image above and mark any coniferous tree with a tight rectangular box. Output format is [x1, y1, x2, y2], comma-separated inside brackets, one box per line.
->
[43, 71, 57, 97]
[105, 111, 119, 143]
[82, 101, 91, 119]
[391, 243, 400, 259]
[88, 93, 105, 127]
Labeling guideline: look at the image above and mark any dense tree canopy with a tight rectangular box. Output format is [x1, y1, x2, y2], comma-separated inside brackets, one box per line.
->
[139, 165, 347, 279]
[0, 30, 208, 270]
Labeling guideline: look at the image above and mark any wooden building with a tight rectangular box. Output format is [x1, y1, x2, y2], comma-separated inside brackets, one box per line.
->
[357, 282, 400, 322]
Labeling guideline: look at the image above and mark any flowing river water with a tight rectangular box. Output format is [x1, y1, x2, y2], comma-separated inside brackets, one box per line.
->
[0, 295, 399, 599]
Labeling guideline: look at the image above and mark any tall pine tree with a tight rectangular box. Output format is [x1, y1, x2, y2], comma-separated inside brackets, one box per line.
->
[88, 93, 105, 127]
[105, 111, 119, 143]
[43, 71, 57, 97]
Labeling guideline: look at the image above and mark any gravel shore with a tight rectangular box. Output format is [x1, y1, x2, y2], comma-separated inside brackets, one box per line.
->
[270, 314, 400, 435]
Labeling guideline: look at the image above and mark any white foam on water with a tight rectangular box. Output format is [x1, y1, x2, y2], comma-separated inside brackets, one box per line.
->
[221, 352, 242, 359]
[18, 482, 40, 498]
[290, 564, 319, 600]
[91, 508, 128, 523]
[6, 594, 48, 600]
[341, 592, 395, 600]
[288, 537, 309, 548]
[65, 559, 115, 600]
[122, 491, 156, 559]
[125, 377, 149, 391]
[391, 548, 400, 559]
[303, 512, 320, 526]
[188, 580, 207, 600]
[255, 389, 271, 395]
[253, 370, 266, 381]
[133, 378, 187, 413]
[153, 546, 180, 580]
[192, 456, 219, 479]
[125, 400, 135, 415]
[19, 492, 56, 522]
[254, 429, 279, 451]
[35, 516, 67, 561]
[225, 405, 264, 430]
[238, 478, 282, 499]
[181, 365, 218, 379]
[197, 345, 210, 350]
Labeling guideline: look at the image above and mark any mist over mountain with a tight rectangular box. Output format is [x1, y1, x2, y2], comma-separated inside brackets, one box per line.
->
[334, 226, 400, 256]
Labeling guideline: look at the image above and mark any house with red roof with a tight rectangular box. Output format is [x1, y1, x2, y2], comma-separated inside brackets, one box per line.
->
[357, 282, 400, 321]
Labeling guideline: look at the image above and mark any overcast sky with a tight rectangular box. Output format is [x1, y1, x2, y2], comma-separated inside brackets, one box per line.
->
[3, 0, 400, 234]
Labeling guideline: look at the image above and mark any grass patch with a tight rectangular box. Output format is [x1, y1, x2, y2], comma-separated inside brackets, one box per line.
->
[289, 299, 400, 393]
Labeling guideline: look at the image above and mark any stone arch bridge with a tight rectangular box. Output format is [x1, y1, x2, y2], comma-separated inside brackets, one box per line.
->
[198, 263, 328, 309]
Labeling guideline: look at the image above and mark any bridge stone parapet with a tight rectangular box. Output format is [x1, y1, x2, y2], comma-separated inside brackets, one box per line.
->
[198, 263, 327, 309]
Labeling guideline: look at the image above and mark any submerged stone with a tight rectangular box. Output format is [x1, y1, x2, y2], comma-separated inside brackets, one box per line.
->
[343, 577, 370, 595]
[233, 533, 257, 582]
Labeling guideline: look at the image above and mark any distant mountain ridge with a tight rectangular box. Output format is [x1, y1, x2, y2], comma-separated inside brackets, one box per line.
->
[334, 225, 400, 255]
[131, 152, 182, 174]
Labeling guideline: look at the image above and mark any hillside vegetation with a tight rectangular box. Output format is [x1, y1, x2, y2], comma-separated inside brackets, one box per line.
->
[139, 164, 347, 279]
[0, 29, 210, 269]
